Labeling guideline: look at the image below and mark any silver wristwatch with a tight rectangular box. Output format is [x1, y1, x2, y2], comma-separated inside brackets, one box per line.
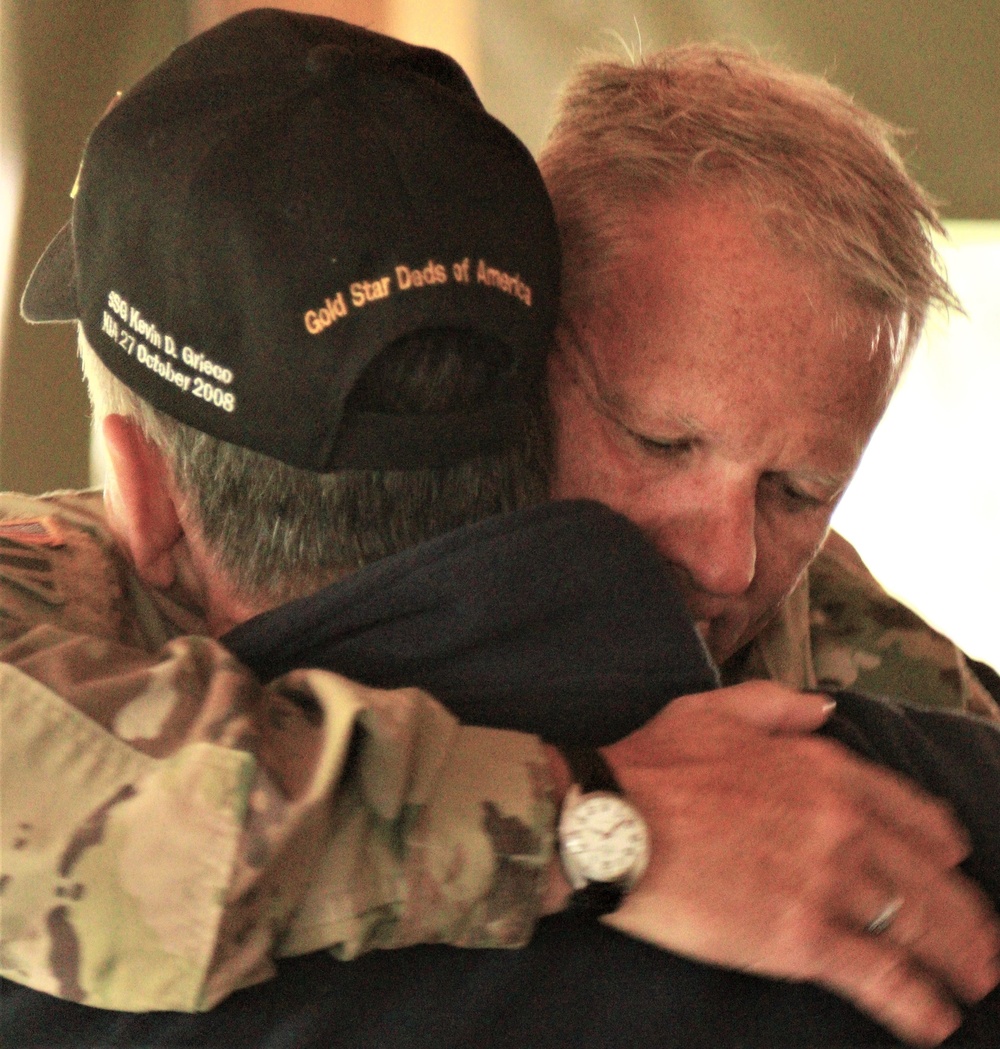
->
[557, 747, 650, 917]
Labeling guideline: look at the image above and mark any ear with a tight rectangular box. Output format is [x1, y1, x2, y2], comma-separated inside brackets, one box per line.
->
[101, 414, 183, 589]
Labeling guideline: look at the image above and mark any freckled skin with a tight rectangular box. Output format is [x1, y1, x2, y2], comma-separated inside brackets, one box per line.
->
[548, 188, 896, 664]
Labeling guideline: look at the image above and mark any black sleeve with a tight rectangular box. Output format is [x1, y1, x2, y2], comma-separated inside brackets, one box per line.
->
[821, 691, 1000, 899]
[968, 656, 1000, 707]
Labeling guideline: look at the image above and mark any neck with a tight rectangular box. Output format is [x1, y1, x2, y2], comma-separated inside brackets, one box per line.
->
[167, 519, 273, 637]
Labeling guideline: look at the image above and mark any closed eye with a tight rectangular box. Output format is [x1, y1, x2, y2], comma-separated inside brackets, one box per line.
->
[768, 476, 833, 512]
[628, 429, 697, 459]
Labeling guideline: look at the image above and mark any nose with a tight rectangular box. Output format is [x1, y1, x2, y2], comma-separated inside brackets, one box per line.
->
[653, 485, 757, 597]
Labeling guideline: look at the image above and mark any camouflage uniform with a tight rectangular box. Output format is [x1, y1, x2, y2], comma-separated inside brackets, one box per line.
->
[0, 491, 555, 1013]
[731, 529, 1000, 721]
[4, 493, 996, 1017]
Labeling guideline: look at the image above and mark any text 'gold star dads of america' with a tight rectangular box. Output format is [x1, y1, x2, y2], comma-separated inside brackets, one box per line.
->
[303, 255, 533, 336]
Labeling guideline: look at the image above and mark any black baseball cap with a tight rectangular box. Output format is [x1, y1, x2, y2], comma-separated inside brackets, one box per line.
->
[21, 8, 560, 471]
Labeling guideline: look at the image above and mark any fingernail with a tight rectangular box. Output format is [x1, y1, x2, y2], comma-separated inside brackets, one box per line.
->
[806, 689, 837, 715]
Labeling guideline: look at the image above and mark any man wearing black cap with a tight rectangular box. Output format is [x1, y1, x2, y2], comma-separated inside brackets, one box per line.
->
[1, 4, 572, 1008]
[4, 10, 1000, 1049]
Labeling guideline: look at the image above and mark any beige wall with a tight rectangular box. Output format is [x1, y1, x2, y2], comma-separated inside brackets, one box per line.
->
[190, 1, 479, 80]
[477, 0, 1000, 220]
[0, 0, 187, 494]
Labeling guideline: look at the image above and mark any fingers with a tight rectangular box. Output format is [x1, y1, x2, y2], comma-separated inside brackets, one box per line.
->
[851, 872, 1000, 1006]
[808, 929, 965, 1047]
[808, 752, 998, 1009]
[669, 683, 972, 865]
[670, 680, 836, 734]
[604, 688, 1000, 1046]
[800, 816, 1000, 1045]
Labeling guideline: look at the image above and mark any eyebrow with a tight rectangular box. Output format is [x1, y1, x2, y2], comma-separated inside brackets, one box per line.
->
[593, 374, 707, 445]
[585, 363, 703, 435]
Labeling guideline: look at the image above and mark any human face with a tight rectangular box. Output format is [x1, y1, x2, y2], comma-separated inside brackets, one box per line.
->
[548, 189, 895, 664]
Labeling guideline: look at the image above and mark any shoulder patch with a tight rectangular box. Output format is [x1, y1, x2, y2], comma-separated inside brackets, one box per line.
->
[0, 517, 67, 548]
[0, 546, 63, 608]
[0, 521, 69, 611]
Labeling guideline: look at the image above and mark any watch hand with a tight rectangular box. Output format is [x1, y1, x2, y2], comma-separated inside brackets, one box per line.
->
[602, 818, 629, 838]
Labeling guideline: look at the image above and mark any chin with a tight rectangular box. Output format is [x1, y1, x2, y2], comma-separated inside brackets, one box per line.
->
[693, 617, 741, 665]
[701, 631, 737, 667]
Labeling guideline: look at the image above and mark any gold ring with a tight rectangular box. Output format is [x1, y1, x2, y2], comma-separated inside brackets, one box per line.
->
[865, 897, 904, 936]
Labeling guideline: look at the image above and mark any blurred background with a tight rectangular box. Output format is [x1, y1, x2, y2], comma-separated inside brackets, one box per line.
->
[1, 0, 998, 668]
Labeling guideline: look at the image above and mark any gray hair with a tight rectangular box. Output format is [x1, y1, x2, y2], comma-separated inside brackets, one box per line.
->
[538, 43, 957, 372]
[80, 329, 549, 605]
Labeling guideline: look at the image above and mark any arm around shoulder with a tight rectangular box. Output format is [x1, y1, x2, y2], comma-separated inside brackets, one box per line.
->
[1, 629, 556, 1012]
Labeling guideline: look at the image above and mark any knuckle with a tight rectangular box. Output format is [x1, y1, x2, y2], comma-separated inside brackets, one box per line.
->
[767, 902, 835, 975]
[850, 948, 935, 1021]
[796, 737, 862, 788]
[911, 791, 959, 831]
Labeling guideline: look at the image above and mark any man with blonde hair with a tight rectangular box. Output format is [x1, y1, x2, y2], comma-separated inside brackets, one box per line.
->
[539, 43, 990, 708]
[4, 17, 1000, 1049]
[529, 43, 1000, 1041]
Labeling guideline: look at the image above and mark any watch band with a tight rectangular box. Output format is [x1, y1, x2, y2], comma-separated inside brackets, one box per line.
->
[558, 745, 621, 794]
[564, 880, 626, 918]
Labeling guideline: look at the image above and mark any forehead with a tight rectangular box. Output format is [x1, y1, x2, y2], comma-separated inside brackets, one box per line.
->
[575, 188, 894, 456]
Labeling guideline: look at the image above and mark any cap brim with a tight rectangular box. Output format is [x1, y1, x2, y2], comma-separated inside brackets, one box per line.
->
[20, 220, 78, 322]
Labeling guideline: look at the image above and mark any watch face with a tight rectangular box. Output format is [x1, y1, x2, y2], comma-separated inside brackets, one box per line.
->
[560, 792, 649, 885]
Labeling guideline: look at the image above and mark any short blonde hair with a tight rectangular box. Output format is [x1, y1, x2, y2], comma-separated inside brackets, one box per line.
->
[538, 44, 956, 370]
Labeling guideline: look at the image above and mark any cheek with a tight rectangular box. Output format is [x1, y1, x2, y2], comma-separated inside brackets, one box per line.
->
[551, 422, 657, 523]
[549, 421, 599, 500]
[753, 513, 831, 605]
[550, 387, 627, 503]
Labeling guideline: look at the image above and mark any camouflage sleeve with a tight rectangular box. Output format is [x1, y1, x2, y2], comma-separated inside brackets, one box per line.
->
[808, 530, 1000, 721]
[1, 625, 554, 1014]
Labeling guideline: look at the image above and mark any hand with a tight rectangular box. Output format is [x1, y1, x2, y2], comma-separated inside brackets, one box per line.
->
[600, 682, 1000, 1048]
